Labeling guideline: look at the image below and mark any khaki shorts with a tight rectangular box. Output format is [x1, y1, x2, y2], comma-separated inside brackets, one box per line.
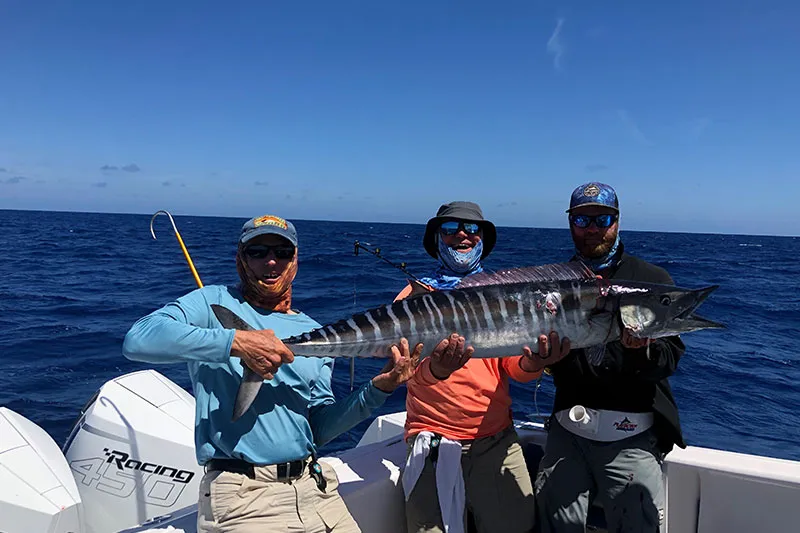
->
[197, 460, 360, 533]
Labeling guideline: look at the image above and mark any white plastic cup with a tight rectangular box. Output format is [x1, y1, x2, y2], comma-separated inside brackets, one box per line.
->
[569, 405, 591, 425]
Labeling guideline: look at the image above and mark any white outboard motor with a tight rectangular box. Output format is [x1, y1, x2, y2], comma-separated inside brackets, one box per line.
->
[0, 407, 83, 533]
[62, 370, 202, 533]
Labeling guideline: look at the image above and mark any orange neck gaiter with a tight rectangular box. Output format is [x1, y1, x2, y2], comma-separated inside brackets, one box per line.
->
[235, 247, 298, 313]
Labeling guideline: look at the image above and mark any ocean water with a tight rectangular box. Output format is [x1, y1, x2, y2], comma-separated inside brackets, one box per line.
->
[1, 209, 799, 461]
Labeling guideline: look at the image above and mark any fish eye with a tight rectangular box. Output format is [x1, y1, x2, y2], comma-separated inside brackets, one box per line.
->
[660, 295, 672, 306]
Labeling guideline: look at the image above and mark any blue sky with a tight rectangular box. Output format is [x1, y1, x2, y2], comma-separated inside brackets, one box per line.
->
[1, 1, 798, 235]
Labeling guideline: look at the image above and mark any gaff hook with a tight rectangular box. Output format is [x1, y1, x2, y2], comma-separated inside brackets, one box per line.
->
[150, 210, 204, 288]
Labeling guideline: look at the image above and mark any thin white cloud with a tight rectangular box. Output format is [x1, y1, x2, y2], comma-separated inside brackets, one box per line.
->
[616, 109, 653, 146]
[547, 18, 566, 71]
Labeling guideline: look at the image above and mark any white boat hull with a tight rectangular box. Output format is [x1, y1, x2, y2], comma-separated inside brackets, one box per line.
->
[3, 370, 800, 533]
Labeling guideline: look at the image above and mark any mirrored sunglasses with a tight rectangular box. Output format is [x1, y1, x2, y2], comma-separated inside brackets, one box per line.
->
[439, 221, 481, 236]
[569, 214, 618, 229]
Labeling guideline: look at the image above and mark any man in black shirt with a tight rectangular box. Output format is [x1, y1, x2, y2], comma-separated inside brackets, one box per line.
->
[534, 182, 685, 533]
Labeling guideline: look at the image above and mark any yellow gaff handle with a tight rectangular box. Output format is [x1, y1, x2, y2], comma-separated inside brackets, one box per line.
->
[150, 210, 204, 288]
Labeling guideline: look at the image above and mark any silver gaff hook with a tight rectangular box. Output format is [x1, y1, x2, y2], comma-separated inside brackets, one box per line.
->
[150, 209, 179, 240]
[149, 210, 204, 288]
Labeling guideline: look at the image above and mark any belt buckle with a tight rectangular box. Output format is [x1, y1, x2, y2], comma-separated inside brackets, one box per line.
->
[276, 462, 290, 479]
[276, 460, 304, 480]
[293, 460, 305, 478]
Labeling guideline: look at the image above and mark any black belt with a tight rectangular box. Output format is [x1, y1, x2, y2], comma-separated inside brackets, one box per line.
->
[205, 458, 306, 480]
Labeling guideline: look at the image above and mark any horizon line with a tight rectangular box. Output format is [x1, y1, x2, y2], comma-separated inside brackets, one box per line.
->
[0, 207, 796, 239]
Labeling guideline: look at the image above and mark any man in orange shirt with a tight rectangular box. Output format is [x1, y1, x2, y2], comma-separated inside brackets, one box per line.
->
[398, 201, 570, 533]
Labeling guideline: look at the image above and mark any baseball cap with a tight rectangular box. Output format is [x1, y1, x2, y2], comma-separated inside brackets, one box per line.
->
[239, 214, 298, 246]
[566, 182, 619, 213]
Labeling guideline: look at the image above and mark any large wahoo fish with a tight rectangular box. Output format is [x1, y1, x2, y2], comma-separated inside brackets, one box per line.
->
[213, 262, 723, 420]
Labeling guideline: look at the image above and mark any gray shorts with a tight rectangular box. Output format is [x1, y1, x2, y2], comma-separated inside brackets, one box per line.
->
[535, 418, 665, 533]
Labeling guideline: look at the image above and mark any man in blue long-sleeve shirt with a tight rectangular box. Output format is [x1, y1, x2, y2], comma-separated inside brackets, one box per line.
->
[123, 214, 452, 533]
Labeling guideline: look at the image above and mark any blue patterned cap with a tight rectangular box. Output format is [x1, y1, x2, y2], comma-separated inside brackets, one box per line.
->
[566, 182, 619, 213]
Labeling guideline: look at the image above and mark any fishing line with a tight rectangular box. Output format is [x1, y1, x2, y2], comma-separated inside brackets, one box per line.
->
[349, 256, 358, 393]
[530, 372, 551, 424]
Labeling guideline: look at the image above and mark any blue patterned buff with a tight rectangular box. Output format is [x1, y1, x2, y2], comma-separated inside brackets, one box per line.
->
[417, 239, 485, 290]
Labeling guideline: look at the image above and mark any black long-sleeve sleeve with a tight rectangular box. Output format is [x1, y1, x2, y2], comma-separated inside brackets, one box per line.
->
[612, 335, 686, 381]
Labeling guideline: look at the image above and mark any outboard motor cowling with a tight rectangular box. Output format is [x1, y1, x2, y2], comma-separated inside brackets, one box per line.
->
[0, 407, 84, 533]
[62, 370, 201, 533]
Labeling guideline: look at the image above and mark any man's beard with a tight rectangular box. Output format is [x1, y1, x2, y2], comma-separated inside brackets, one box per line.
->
[573, 229, 618, 259]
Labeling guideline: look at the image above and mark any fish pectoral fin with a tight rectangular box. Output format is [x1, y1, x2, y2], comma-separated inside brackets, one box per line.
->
[408, 278, 435, 297]
[584, 344, 606, 366]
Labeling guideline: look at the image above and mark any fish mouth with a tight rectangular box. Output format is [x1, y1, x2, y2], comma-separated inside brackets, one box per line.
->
[674, 313, 726, 331]
[673, 285, 719, 320]
[627, 284, 725, 338]
[670, 285, 725, 331]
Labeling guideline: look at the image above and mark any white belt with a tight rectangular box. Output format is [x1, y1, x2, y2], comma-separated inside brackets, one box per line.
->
[555, 406, 654, 442]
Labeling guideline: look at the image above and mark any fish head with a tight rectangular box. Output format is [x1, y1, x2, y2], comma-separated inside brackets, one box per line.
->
[616, 283, 724, 338]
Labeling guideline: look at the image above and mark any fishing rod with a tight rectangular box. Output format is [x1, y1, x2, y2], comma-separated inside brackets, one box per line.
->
[351, 240, 427, 392]
[150, 210, 204, 289]
[353, 240, 423, 282]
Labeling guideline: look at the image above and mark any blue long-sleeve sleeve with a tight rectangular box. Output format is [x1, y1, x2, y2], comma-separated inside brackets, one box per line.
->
[122, 287, 235, 364]
[309, 359, 390, 447]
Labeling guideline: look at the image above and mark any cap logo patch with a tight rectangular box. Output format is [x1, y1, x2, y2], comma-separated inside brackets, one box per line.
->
[253, 215, 288, 230]
[583, 184, 601, 197]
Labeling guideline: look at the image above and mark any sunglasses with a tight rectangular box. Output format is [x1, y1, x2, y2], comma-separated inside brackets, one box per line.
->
[439, 221, 481, 236]
[244, 244, 296, 260]
[569, 214, 618, 229]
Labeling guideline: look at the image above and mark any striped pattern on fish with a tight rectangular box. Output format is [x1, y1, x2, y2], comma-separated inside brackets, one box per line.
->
[280, 261, 723, 361]
[283, 276, 614, 359]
